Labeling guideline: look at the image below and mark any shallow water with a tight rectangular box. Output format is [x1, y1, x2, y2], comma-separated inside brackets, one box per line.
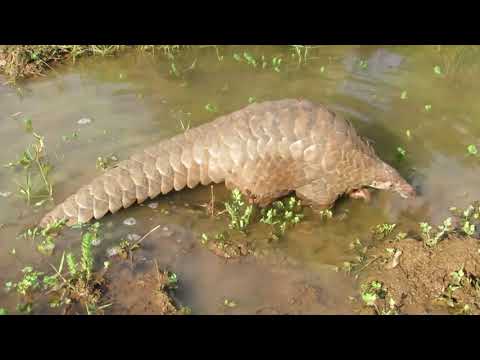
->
[1, 45, 480, 314]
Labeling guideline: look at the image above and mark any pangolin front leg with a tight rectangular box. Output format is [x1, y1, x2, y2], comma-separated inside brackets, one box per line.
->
[294, 180, 340, 211]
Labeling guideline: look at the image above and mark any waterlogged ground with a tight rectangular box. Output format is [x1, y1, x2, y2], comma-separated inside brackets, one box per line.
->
[1, 45, 480, 314]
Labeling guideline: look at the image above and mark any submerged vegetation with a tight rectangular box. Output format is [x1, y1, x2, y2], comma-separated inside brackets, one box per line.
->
[260, 197, 304, 240]
[224, 189, 254, 233]
[5, 127, 53, 205]
[5, 224, 108, 314]
[4, 220, 188, 314]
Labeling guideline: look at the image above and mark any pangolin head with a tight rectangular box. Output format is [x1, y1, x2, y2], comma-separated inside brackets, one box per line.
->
[369, 162, 416, 199]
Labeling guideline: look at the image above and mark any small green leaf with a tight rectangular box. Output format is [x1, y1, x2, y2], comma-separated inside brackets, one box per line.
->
[362, 292, 377, 306]
[434, 65, 442, 75]
[205, 103, 218, 113]
[201, 233, 209, 245]
[467, 144, 478, 155]
[224, 299, 237, 308]
[359, 60, 368, 69]
[424, 104, 432, 112]
[23, 118, 33, 132]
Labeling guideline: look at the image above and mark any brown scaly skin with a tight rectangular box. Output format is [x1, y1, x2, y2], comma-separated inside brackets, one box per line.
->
[39, 99, 416, 228]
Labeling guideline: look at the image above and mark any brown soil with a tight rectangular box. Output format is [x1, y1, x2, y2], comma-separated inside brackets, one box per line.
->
[356, 235, 480, 314]
[105, 260, 189, 315]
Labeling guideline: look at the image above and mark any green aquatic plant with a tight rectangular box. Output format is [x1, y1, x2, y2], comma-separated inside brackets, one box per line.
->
[396, 147, 407, 160]
[243, 52, 257, 67]
[271, 57, 282, 72]
[358, 59, 368, 69]
[167, 272, 179, 290]
[467, 144, 478, 156]
[22, 117, 33, 132]
[5, 130, 53, 204]
[289, 45, 322, 66]
[96, 154, 118, 171]
[437, 266, 468, 311]
[66, 253, 78, 278]
[47, 249, 109, 314]
[361, 280, 386, 307]
[223, 299, 237, 308]
[224, 189, 254, 233]
[318, 209, 333, 220]
[360, 280, 399, 315]
[462, 221, 476, 236]
[20, 218, 67, 256]
[81, 232, 94, 280]
[260, 196, 304, 238]
[5, 266, 43, 297]
[372, 223, 397, 240]
[225, 189, 253, 233]
[449, 203, 480, 237]
[205, 103, 218, 113]
[420, 217, 453, 247]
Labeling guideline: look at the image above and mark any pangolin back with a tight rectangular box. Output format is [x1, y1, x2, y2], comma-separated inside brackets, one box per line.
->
[39, 99, 408, 227]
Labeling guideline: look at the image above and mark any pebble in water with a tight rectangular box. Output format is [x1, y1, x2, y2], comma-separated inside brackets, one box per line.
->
[77, 118, 92, 125]
[106, 247, 121, 258]
[127, 233, 141, 242]
[91, 237, 102, 247]
[123, 217, 137, 226]
[0, 192, 12, 198]
[162, 226, 174, 236]
[148, 202, 159, 209]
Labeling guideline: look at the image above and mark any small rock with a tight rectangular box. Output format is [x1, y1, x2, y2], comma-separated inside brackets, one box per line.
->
[127, 233, 141, 242]
[0, 192, 12, 198]
[148, 202, 159, 209]
[91, 237, 102, 247]
[123, 217, 137, 226]
[107, 247, 121, 257]
[162, 226, 174, 236]
[77, 118, 92, 125]
[386, 250, 402, 269]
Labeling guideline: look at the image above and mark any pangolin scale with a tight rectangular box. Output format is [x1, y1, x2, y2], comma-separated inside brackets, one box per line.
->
[39, 99, 415, 228]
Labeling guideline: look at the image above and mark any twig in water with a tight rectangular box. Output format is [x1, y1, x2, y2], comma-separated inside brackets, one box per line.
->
[133, 224, 163, 247]
[355, 256, 381, 274]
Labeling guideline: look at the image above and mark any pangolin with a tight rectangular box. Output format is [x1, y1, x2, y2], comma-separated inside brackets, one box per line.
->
[39, 99, 415, 228]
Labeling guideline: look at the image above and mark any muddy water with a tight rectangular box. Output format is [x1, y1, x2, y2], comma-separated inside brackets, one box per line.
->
[1, 45, 480, 314]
